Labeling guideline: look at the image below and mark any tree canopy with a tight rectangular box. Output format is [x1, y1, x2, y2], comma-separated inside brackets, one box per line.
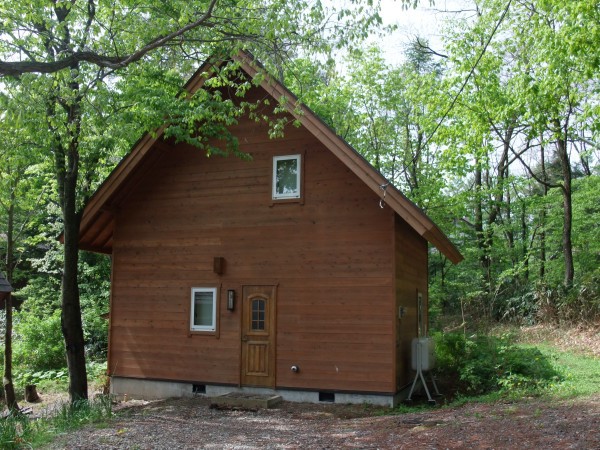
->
[0, 0, 598, 405]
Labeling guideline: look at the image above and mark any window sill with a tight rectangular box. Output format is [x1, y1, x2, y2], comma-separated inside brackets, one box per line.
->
[270, 197, 304, 206]
[188, 330, 218, 338]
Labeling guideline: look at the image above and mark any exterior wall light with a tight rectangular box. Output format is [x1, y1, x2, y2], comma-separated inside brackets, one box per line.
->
[227, 289, 236, 311]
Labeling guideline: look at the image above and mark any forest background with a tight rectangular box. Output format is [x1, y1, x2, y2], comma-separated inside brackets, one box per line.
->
[0, 0, 598, 405]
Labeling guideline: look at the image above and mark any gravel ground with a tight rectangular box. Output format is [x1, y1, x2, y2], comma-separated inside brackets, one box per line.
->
[44, 394, 600, 449]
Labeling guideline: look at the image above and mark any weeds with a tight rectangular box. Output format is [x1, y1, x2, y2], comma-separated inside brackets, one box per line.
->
[48, 395, 113, 433]
[434, 332, 562, 397]
[0, 395, 113, 449]
[0, 413, 35, 450]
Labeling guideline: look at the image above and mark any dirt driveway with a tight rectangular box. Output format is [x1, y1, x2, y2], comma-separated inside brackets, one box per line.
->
[44, 393, 600, 449]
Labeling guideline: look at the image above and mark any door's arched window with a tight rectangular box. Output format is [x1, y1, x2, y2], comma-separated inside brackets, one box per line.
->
[251, 298, 266, 331]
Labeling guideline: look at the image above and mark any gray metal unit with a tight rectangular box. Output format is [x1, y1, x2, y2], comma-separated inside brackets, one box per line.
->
[406, 293, 441, 404]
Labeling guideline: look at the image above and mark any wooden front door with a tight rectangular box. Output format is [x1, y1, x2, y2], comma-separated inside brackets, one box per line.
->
[241, 285, 276, 387]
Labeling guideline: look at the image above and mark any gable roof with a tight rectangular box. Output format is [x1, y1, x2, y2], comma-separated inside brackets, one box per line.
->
[77, 50, 463, 264]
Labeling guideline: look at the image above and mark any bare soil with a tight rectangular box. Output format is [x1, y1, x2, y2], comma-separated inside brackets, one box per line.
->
[43, 393, 600, 449]
[20, 325, 599, 448]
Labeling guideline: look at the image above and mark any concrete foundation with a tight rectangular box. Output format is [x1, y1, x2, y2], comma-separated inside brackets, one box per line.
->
[110, 377, 400, 406]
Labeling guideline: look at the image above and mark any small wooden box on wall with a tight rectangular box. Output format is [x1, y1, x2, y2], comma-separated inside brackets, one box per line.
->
[213, 257, 225, 275]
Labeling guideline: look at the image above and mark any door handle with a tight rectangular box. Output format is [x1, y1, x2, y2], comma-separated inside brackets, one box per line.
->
[241, 335, 248, 342]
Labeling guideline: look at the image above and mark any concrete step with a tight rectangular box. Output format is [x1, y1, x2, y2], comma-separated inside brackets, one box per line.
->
[209, 392, 283, 409]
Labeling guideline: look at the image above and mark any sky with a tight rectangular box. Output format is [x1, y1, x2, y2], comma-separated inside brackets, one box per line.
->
[376, 0, 475, 65]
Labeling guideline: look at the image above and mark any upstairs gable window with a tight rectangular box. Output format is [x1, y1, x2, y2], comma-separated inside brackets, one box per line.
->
[272, 155, 301, 200]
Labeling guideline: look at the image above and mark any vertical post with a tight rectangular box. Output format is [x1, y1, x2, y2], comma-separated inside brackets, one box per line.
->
[3, 291, 19, 411]
[417, 291, 423, 338]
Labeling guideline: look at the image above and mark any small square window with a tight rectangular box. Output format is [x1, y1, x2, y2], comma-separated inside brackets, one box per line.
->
[190, 288, 217, 332]
[272, 155, 301, 200]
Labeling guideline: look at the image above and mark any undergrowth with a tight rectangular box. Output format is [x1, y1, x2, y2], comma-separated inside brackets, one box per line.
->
[433, 332, 563, 398]
[0, 395, 112, 449]
[395, 326, 600, 412]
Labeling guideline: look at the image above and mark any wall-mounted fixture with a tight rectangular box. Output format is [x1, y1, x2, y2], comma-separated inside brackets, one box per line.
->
[398, 306, 406, 319]
[227, 289, 236, 311]
[213, 257, 225, 275]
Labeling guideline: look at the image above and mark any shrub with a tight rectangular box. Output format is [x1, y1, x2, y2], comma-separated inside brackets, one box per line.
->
[17, 369, 68, 387]
[434, 332, 562, 396]
[13, 309, 66, 372]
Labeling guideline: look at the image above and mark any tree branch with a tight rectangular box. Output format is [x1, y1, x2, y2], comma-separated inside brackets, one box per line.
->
[414, 37, 448, 59]
[0, 0, 219, 77]
[509, 140, 561, 190]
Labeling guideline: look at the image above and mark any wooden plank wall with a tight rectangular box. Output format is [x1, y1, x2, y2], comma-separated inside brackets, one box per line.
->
[394, 216, 428, 389]
[109, 88, 398, 394]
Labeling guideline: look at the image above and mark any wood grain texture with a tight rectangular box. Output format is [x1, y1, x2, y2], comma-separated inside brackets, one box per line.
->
[394, 215, 429, 389]
[107, 86, 403, 394]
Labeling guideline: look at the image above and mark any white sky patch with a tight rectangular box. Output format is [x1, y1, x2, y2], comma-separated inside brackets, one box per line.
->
[375, 0, 475, 65]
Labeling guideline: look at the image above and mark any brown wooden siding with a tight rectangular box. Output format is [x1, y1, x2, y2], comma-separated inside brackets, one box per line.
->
[394, 215, 429, 389]
[108, 89, 398, 394]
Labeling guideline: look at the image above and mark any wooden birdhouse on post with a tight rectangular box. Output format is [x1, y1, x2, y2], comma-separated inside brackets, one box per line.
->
[0, 271, 17, 408]
[0, 271, 12, 305]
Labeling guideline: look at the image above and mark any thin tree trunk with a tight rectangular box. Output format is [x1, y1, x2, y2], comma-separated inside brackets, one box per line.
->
[52, 63, 88, 403]
[61, 183, 88, 402]
[521, 202, 529, 281]
[4, 293, 18, 412]
[474, 162, 492, 316]
[555, 120, 574, 287]
[4, 189, 19, 412]
[35, 2, 89, 402]
[59, 129, 88, 403]
[539, 141, 547, 281]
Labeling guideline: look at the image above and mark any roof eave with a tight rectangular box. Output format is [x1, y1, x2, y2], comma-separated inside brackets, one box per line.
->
[77, 50, 463, 264]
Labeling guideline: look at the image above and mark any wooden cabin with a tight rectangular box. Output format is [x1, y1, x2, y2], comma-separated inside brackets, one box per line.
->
[78, 51, 462, 406]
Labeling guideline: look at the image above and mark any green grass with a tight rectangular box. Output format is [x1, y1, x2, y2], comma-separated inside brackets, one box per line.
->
[392, 327, 600, 413]
[447, 345, 600, 408]
[0, 395, 113, 449]
[536, 344, 600, 398]
[451, 343, 600, 405]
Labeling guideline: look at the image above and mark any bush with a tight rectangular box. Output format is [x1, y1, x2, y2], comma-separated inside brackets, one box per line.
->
[13, 309, 66, 373]
[434, 332, 562, 396]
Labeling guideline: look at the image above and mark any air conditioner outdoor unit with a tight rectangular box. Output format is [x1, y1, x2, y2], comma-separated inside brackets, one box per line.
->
[407, 337, 440, 404]
[406, 292, 440, 404]
[411, 337, 436, 371]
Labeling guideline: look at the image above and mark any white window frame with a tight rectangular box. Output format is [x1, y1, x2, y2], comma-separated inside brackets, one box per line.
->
[272, 154, 301, 200]
[190, 287, 217, 332]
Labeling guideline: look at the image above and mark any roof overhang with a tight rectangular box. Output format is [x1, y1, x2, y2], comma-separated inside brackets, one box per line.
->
[77, 50, 463, 264]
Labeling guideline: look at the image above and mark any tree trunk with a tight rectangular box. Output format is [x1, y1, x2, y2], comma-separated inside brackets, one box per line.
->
[474, 162, 492, 315]
[4, 293, 18, 412]
[4, 189, 19, 412]
[61, 194, 88, 402]
[25, 384, 40, 403]
[52, 64, 88, 403]
[539, 141, 548, 281]
[521, 202, 529, 281]
[555, 120, 574, 287]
